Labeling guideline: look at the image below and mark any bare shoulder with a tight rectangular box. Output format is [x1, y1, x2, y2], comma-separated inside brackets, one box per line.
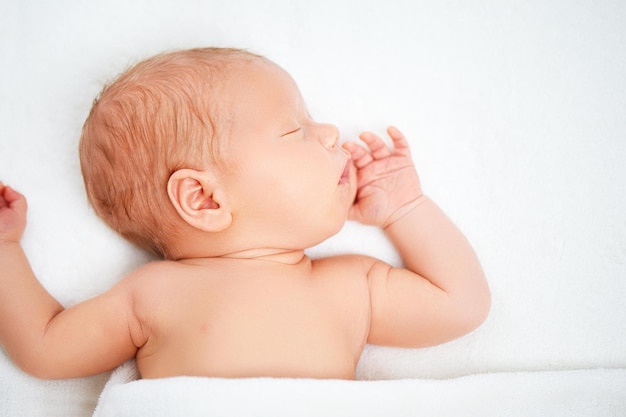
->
[310, 254, 378, 345]
[115, 260, 193, 306]
[311, 253, 390, 289]
[125, 259, 185, 277]
[311, 253, 387, 294]
[311, 253, 377, 274]
[120, 260, 189, 285]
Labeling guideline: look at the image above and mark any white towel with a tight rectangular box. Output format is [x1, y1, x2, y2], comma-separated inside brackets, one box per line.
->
[93, 361, 626, 417]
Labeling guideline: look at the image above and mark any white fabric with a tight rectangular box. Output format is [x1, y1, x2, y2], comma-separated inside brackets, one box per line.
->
[92, 361, 626, 417]
[2, 1, 625, 416]
[93, 361, 626, 417]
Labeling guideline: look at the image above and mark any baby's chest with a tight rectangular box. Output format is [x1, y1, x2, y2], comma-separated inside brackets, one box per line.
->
[203, 294, 354, 366]
[143, 278, 366, 378]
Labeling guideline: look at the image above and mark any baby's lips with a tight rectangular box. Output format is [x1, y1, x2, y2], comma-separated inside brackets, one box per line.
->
[338, 157, 354, 185]
[342, 160, 350, 178]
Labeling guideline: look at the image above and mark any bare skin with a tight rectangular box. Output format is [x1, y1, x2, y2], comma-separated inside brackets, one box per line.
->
[0, 58, 490, 380]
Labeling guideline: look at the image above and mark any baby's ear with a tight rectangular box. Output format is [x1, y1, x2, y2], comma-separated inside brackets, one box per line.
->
[167, 169, 232, 233]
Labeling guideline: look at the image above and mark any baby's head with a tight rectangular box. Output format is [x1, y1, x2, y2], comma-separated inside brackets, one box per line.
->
[80, 47, 355, 260]
[80, 48, 258, 258]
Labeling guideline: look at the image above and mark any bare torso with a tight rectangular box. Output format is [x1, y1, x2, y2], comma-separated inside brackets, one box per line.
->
[127, 255, 371, 379]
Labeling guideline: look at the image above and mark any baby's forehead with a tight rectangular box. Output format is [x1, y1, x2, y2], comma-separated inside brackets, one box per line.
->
[207, 55, 280, 101]
[226, 58, 300, 97]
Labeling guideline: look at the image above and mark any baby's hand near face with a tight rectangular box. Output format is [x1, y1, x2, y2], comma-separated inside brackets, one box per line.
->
[343, 127, 423, 228]
[0, 183, 27, 244]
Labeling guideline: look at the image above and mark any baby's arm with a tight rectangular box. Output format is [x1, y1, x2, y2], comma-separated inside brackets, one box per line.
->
[0, 183, 140, 379]
[344, 128, 490, 347]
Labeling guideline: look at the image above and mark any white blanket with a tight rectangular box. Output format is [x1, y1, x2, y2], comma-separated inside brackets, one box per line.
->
[2, 1, 626, 416]
[93, 361, 626, 417]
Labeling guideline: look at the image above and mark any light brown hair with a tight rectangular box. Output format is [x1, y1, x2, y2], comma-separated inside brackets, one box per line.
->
[79, 47, 257, 259]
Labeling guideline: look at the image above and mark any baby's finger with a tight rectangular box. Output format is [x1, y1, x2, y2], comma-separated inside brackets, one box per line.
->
[2, 186, 27, 212]
[342, 141, 373, 169]
[387, 126, 411, 157]
[0, 183, 8, 209]
[359, 132, 392, 160]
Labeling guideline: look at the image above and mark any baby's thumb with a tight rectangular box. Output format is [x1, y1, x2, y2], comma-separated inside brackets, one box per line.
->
[2, 185, 27, 212]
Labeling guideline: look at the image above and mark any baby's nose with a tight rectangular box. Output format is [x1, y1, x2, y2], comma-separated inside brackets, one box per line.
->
[318, 123, 339, 149]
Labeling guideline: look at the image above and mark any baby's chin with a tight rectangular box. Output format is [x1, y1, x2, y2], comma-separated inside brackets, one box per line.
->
[306, 218, 349, 249]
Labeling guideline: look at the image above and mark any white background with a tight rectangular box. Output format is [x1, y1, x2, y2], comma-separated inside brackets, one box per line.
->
[1, 1, 625, 415]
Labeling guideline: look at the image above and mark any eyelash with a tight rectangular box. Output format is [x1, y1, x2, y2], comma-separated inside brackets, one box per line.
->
[281, 128, 302, 137]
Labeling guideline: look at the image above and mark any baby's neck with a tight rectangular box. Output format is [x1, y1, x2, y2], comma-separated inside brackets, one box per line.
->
[180, 248, 307, 266]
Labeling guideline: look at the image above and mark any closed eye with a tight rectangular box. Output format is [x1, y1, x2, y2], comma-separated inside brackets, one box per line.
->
[280, 128, 302, 137]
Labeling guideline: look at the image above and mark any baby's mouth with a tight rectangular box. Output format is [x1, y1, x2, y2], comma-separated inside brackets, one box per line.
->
[338, 160, 351, 185]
